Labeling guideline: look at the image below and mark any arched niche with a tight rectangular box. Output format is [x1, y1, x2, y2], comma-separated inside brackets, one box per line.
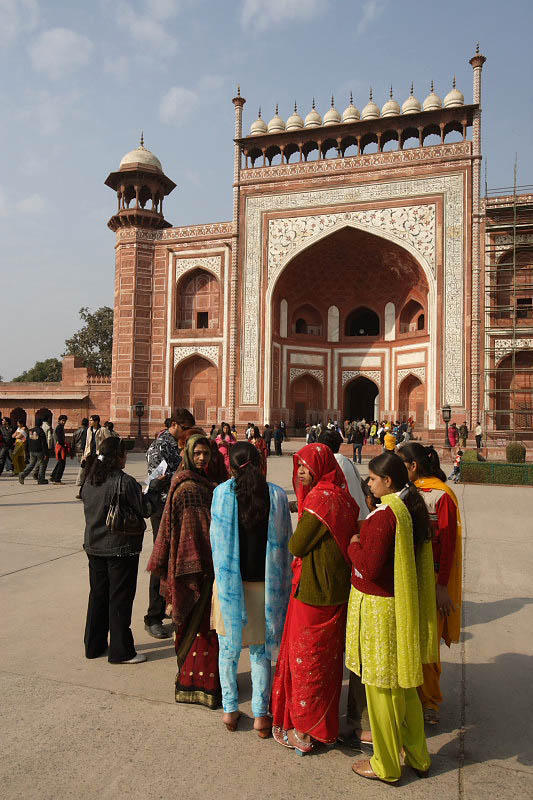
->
[10, 407, 27, 425]
[384, 302, 395, 341]
[176, 268, 220, 331]
[398, 374, 425, 422]
[399, 299, 425, 334]
[345, 306, 380, 337]
[327, 305, 339, 342]
[494, 350, 533, 431]
[289, 373, 323, 427]
[291, 304, 323, 337]
[35, 408, 53, 425]
[174, 355, 218, 425]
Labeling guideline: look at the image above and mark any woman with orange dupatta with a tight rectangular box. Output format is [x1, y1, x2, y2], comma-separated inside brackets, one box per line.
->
[271, 443, 359, 754]
[398, 443, 462, 725]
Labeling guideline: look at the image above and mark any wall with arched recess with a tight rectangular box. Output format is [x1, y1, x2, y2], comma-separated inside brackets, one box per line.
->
[288, 372, 324, 427]
[493, 350, 533, 431]
[175, 268, 221, 332]
[173, 355, 218, 425]
[398, 374, 425, 422]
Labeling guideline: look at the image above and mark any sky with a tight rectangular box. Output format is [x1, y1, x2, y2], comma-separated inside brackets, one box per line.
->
[0, 0, 532, 380]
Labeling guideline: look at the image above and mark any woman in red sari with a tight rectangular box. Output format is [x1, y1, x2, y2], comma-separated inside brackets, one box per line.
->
[148, 434, 221, 709]
[249, 425, 268, 477]
[215, 421, 236, 477]
[271, 442, 360, 754]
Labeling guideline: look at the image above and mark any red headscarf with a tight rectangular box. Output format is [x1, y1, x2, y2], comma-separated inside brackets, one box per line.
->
[293, 443, 359, 563]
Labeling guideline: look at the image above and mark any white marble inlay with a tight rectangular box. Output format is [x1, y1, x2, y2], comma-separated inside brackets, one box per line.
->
[396, 351, 425, 366]
[290, 353, 324, 366]
[341, 355, 382, 368]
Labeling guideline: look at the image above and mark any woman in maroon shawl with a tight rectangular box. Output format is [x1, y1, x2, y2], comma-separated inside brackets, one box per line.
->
[148, 434, 221, 709]
[271, 443, 359, 754]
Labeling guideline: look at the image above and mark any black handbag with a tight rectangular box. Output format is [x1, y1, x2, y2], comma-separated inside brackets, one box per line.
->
[106, 472, 146, 535]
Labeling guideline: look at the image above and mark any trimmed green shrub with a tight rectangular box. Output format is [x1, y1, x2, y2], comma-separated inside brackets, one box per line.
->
[123, 438, 136, 451]
[506, 441, 526, 464]
[462, 449, 481, 463]
[461, 461, 533, 485]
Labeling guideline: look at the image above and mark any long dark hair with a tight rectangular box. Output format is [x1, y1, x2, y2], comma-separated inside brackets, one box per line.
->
[400, 442, 447, 483]
[219, 421, 231, 438]
[85, 437, 126, 486]
[368, 451, 431, 550]
[230, 441, 269, 531]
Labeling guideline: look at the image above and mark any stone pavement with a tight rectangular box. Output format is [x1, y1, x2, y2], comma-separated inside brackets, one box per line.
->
[0, 444, 532, 799]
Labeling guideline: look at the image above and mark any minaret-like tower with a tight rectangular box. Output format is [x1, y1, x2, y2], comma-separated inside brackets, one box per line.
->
[105, 134, 176, 231]
[105, 137, 176, 437]
[229, 87, 246, 424]
[469, 44, 487, 424]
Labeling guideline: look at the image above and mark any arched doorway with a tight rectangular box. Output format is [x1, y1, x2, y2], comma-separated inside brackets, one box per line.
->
[174, 356, 218, 425]
[398, 374, 425, 422]
[10, 407, 26, 425]
[290, 373, 323, 427]
[344, 377, 379, 421]
[176, 268, 220, 330]
[35, 408, 53, 425]
[494, 350, 533, 430]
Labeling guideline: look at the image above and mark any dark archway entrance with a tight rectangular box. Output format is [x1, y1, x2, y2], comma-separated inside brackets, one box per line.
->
[344, 377, 379, 421]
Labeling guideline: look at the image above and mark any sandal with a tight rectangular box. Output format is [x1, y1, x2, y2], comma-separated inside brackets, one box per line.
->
[423, 707, 439, 726]
[286, 728, 314, 756]
[273, 726, 293, 749]
[223, 711, 241, 732]
[360, 729, 373, 745]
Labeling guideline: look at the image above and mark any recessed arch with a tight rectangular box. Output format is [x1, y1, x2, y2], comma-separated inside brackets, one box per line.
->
[398, 373, 425, 422]
[289, 372, 323, 428]
[176, 268, 220, 331]
[345, 306, 380, 337]
[291, 303, 323, 337]
[344, 376, 379, 421]
[399, 298, 425, 334]
[10, 407, 26, 425]
[173, 354, 218, 425]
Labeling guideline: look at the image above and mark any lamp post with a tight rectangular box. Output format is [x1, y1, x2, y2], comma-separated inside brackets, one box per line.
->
[442, 404, 451, 451]
[134, 399, 145, 444]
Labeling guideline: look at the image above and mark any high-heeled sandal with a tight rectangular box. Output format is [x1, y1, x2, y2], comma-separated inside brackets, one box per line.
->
[273, 726, 293, 748]
[223, 712, 241, 732]
[286, 728, 314, 755]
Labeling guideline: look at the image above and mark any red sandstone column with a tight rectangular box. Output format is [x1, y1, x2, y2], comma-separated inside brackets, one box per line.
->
[230, 88, 245, 425]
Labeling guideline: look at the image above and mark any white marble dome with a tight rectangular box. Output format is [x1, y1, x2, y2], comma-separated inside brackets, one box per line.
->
[423, 81, 442, 111]
[250, 108, 268, 135]
[119, 137, 162, 172]
[304, 99, 322, 128]
[323, 96, 342, 126]
[267, 105, 285, 134]
[361, 89, 380, 120]
[401, 84, 422, 115]
[381, 87, 401, 118]
[443, 78, 464, 108]
[286, 103, 304, 131]
[342, 92, 360, 123]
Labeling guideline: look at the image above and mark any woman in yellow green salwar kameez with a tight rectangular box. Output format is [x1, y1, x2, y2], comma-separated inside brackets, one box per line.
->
[345, 452, 437, 784]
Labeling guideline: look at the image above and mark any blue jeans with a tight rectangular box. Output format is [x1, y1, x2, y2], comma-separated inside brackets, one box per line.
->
[218, 635, 271, 717]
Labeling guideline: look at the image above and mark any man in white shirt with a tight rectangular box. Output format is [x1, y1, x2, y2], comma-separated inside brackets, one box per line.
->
[317, 429, 368, 520]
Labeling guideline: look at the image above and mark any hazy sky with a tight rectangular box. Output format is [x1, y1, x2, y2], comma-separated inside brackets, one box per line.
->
[1, 0, 532, 379]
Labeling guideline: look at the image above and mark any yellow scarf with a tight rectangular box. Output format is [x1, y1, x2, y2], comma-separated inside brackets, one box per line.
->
[415, 477, 462, 645]
[380, 493, 423, 688]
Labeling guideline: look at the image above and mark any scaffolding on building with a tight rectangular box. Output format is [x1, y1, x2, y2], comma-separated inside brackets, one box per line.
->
[482, 165, 533, 443]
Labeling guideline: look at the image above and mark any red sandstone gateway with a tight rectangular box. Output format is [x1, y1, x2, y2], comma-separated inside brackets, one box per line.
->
[2, 48, 532, 447]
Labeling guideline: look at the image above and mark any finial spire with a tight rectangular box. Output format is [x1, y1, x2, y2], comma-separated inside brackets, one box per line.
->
[452, 75, 456, 88]
[410, 82, 414, 95]
[312, 97, 316, 109]
[331, 94, 334, 107]
[258, 106, 262, 118]
[237, 85, 241, 96]
[390, 85, 393, 98]
[140, 130, 144, 147]
[294, 101, 297, 112]
[349, 90, 353, 104]
[476, 42, 479, 54]
[369, 87, 373, 100]
[430, 80, 434, 92]
[275, 102, 279, 115]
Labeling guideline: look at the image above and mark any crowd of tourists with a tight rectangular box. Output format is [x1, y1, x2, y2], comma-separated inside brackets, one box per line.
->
[0, 414, 119, 488]
[77, 407, 461, 784]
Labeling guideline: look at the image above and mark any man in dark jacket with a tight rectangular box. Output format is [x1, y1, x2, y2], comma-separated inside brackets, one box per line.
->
[50, 415, 68, 484]
[0, 417, 14, 475]
[73, 418, 89, 495]
[352, 424, 364, 465]
[263, 423, 273, 455]
[18, 420, 48, 484]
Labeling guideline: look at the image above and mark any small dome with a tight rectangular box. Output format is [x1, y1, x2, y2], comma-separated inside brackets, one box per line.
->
[361, 89, 380, 120]
[250, 107, 268, 135]
[423, 81, 442, 111]
[443, 77, 464, 108]
[381, 87, 401, 118]
[267, 104, 285, 134]
[304, 98, 322, 128]
[323, 96, 342, 126]
[402, 83, 422, 115]
[342, 92, 360, 123]
[119, 134, 162, 172]
[286, 102, 304, 131]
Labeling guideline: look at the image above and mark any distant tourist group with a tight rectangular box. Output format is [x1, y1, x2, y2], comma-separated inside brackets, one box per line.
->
[76, 407, 461, 784]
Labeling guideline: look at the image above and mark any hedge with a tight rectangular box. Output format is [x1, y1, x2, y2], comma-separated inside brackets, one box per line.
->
[461, 461, 533, 486]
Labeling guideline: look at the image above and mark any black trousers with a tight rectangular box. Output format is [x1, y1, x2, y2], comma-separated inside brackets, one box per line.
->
[84, 553, 139, 663]
[475, 434, 482, 449]
[144, 512, 166, 626]
[51, 455, 66, 482]
[274, 439, 282, 456]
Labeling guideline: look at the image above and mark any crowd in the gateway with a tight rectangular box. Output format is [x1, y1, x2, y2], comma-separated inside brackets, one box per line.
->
[29, 406, 460, 785]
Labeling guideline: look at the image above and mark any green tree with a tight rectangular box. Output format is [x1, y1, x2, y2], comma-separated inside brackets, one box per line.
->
[13, 358, 62, 382]
[63, 306, 113, 376]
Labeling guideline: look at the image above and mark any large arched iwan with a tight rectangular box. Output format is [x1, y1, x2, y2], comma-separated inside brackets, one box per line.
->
[174, 355, 218, 426]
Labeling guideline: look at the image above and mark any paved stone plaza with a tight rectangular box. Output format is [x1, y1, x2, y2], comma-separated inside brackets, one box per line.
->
[1, 445, 532, 799]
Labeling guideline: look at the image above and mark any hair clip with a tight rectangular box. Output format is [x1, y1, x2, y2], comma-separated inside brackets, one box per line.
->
[97, 454, 105, 461]
[238, 460, 251, 469]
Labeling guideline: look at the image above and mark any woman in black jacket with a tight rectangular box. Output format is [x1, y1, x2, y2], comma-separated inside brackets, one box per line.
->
[81, 437, 163, 664]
